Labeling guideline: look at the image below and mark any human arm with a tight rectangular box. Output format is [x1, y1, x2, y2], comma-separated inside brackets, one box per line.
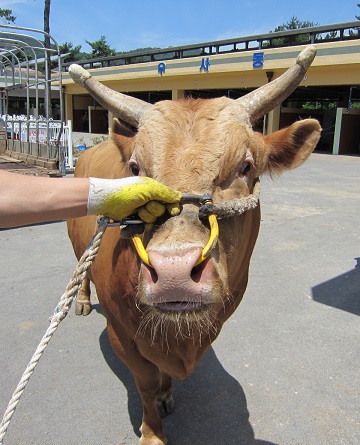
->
[0, 171, 89, 228]
[0, 171, 181, 228]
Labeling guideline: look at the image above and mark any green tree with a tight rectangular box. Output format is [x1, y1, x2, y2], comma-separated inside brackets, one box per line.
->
[348, 4, 360, 35]
[355, 3, 360, 34]
[58, 41, 82, 64]
[0, 8, 16, 24]
[85, 36, 116, 58]
[272, 16, 319, 32]
[268, 16, 319, 46]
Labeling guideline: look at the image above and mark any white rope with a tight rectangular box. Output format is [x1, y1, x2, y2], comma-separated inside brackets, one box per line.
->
[199, 179, 261, 219]
[0, 217, 109, 445]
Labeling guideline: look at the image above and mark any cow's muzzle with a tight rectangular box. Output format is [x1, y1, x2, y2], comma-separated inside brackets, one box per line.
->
[132, 194, 219, 268]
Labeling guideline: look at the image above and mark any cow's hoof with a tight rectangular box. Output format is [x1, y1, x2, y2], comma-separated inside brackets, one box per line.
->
[156, 394, 175, 418]
[75, 299, 92, 316]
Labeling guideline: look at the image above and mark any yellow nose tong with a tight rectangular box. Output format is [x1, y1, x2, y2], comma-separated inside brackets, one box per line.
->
[131, 194, 219, 268]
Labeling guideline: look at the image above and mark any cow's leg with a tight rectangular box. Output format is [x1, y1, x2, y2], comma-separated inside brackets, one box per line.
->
[107, 323, 168, 445]
[75, 277, 92, 316]
[135, 374, 168, 445]
[156, 371, 174, 418]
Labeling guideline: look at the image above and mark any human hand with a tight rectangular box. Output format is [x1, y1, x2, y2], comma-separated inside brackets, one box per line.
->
[87, 176, 181, 223]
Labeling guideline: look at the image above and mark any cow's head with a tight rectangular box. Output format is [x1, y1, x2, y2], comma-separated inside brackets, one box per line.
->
[69, 46, 321, 343]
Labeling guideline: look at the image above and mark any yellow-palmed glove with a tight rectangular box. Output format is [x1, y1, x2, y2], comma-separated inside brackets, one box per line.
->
[87, 177, 182, 223]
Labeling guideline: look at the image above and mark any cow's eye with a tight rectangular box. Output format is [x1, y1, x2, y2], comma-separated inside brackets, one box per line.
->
[239, 161, 252, 176]
[129, 161, 140, 176]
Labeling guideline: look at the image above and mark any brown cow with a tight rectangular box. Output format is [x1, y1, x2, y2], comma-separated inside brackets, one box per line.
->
[67, 46, 321, 444]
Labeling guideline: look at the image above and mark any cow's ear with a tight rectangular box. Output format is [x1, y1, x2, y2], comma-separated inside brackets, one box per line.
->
[261, 119, 321, 175]
[111, 117, 137, 138]
[111, 118, 135, 162]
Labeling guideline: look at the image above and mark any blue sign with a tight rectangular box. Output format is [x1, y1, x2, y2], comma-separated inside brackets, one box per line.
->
[158, 62, 166, 75]
[253, 52, 264, 69]
[200, 57, 210, 72]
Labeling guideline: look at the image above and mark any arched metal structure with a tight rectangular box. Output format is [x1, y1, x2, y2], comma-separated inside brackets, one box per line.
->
[0, 24, 66, 172]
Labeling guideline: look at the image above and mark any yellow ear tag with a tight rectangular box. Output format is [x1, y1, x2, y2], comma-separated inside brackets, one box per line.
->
[131, 214, 219, 268]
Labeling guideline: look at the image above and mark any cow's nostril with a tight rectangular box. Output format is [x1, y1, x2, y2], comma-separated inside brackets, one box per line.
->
[148, 265, 158, 284]
[191, 258, 209, 283]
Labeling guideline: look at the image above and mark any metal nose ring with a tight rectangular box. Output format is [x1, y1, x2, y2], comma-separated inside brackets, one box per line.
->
[131, 194, 219, 268]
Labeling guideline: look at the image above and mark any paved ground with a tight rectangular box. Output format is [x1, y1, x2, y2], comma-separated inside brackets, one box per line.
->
[0, 154, 61, 176]
[0, 153, 359, 445]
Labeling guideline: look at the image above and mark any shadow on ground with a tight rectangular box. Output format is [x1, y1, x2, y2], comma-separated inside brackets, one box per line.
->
[311, 257, 360, 316]
[95, 306, 278, 445]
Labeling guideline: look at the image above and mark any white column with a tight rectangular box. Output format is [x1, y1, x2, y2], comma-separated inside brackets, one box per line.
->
[266, 105, 281, 134]
[332, 108, 343, 155]
[172, 90, 184, 100]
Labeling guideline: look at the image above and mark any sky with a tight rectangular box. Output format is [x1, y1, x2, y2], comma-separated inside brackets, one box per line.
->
[1, 0, 359, 53]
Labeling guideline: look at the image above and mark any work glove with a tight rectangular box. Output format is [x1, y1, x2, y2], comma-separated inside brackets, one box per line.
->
[87, 177, 181, 231]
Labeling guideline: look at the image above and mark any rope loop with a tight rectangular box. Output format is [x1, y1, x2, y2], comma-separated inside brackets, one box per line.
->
[199, 179, 261, 219]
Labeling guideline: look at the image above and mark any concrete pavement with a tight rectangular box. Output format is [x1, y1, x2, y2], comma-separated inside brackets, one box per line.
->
[0, 154, 60, 176]
[0, 153, 359, 445]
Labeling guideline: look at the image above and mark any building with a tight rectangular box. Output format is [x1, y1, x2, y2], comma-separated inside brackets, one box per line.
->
[62, 21, 360, 155]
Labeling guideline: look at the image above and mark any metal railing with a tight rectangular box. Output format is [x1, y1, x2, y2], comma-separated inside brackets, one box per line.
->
[2, 115, 73, 170]
[62, 21, 360, 71]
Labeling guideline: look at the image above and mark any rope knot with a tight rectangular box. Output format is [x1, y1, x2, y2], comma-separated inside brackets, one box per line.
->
[199, 179, 261, 220]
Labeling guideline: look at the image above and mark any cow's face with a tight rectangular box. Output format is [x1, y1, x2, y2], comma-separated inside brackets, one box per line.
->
[68, 45, 321, 341]
[120, 97, 321, 340]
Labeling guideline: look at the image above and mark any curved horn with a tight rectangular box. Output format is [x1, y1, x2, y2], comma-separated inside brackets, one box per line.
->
[68, 64, 152, 128]
[238, 45, 317, 124]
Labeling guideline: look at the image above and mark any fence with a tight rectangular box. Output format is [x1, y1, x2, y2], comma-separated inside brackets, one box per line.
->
[2, 115, 74, 171]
